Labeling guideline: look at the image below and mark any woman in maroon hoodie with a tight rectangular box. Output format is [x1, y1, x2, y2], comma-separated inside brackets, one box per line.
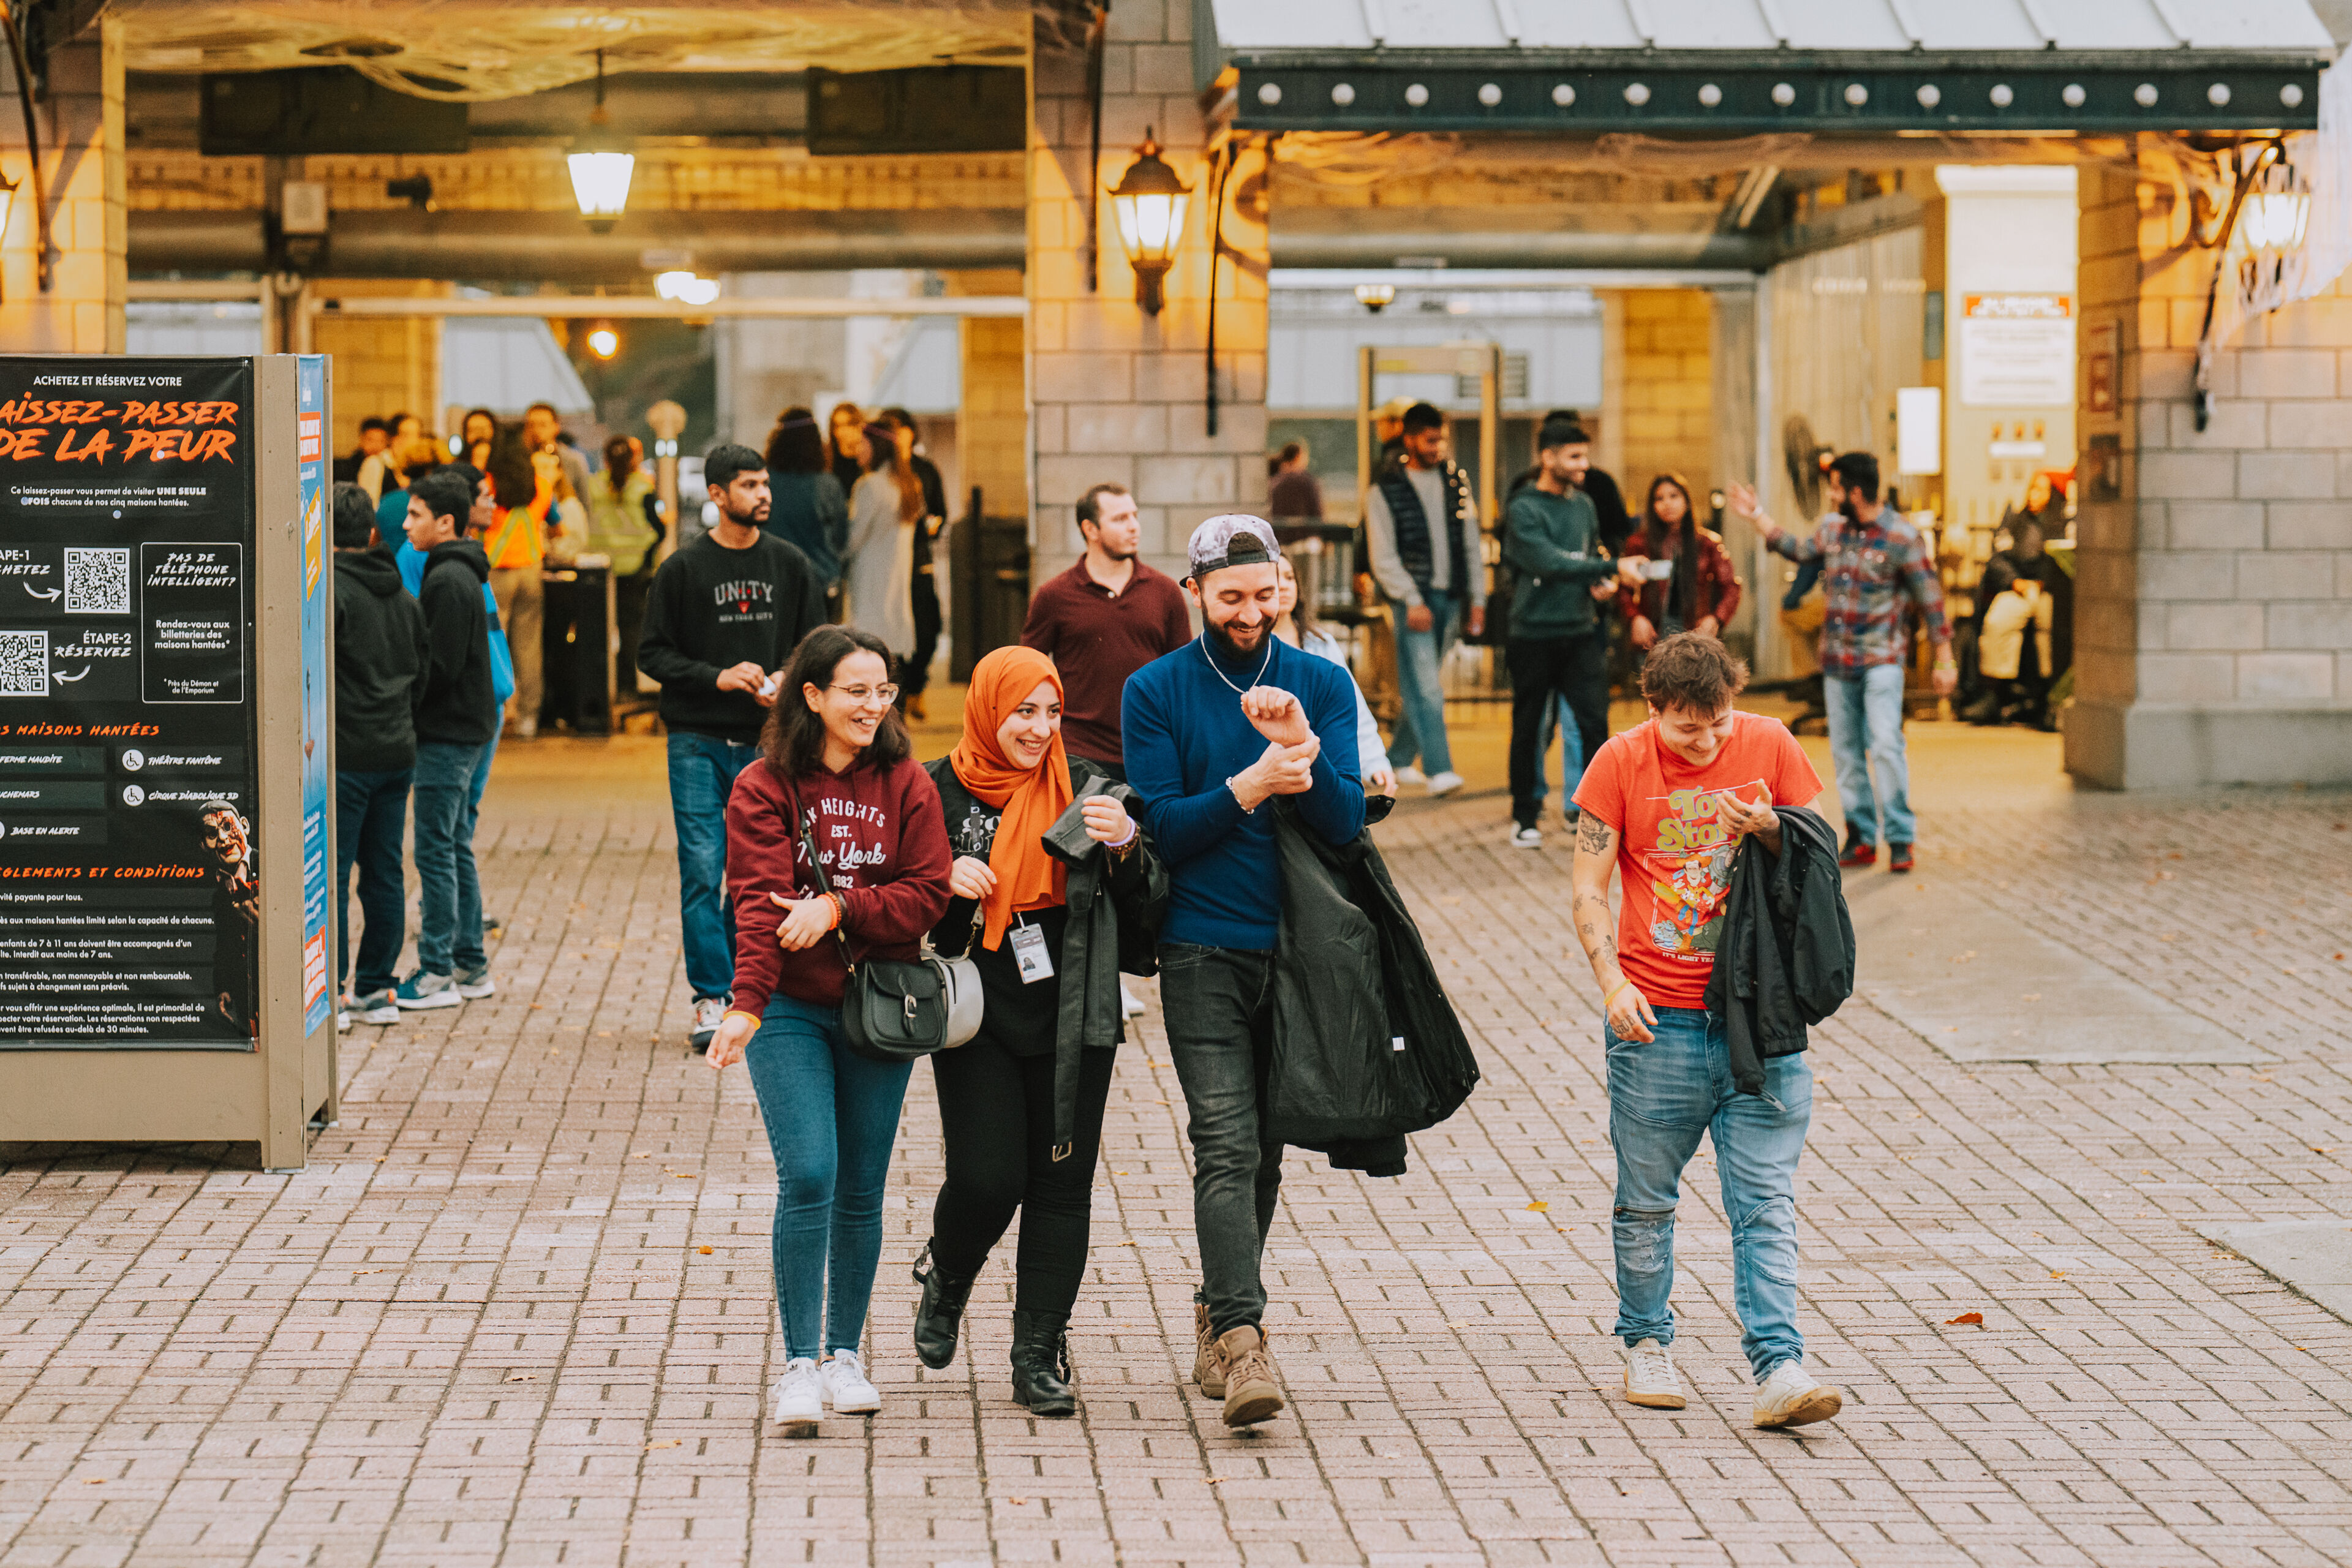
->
[706, 625, 952, 1436]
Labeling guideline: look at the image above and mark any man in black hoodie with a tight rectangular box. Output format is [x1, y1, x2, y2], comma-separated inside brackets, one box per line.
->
[397, 467, 500, 1012]
[638, 441, 827, 1049]
[331, 483, 429, 1026]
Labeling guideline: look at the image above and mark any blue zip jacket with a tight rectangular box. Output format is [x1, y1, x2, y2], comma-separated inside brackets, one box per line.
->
[1121, 634, 1365, 951]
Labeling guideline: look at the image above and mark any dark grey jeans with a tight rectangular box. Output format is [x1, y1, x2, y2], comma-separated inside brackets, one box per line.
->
[1157, 942, 1285, 1337]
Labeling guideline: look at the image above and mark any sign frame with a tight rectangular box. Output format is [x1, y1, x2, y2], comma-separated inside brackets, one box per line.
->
[0, 355, 335, 1168]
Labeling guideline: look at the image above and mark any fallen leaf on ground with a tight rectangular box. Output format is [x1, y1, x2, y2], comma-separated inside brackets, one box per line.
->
[2049, 1270, 2067, 1280]
[2314, 1147, 2334, 1155]
[698, 1246, 713, 1254]
[673, 1172, 695, 1179]
[1204, 1478, 1225, 1485]
[350, 1268, 386, 1276]
[645, 1439, 680, 1451]
[1944, 1311, 1984, 1326]
[505, 1373, 535, 1382]
[83, 1478, 104, 1485]
[1525, 1200, 1548, 1213]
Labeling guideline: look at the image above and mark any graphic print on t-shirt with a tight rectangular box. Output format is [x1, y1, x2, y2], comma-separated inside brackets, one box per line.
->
[1634, 777, 1768, 964]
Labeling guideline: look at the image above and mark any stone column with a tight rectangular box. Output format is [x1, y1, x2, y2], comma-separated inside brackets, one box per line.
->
[0, 21, 125, 352]
[2069, 143, 2352, 788]
[1029, 0, 1267, 586]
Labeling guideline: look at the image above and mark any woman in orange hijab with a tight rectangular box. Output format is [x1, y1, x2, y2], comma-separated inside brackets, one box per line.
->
[913, 645, 1169, 1419]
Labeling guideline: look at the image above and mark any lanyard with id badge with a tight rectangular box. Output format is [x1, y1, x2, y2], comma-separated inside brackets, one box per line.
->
[1008, 913, 1055, 984]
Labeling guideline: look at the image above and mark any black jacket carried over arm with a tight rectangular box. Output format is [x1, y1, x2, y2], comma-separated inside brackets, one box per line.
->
[925, 758, 1170, 1156]
[1265, 805, 1479, 1176]
[1703, 804, 1855, 1096]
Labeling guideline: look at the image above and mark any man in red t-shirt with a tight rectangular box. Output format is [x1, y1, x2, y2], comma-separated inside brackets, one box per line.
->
[1570, 633, 1845, 1431]
[1020, 481, 1194, 779]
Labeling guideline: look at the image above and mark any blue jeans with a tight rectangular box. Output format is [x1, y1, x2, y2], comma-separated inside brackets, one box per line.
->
[1532, 693, 1585, 809]
[1385, 589, 1459, 776]
[1823, 664, 1914, 846]
[667, 730, 762, 1002]
[411, 741, 488, 978]
[742, 993, 915, 1360]
[1606, 1008, 1814, 1380]
[335, 767, 412, 997]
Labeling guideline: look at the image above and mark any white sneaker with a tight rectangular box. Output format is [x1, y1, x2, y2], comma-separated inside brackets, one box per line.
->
[1623, 1337, 1686, 1409]
[1425, 771, 1465, 797]
[1510, 826, 1543, 850]
[821, 1349, 881, 1415]
[1395, 766, 1427, 786]
[1753, 1359, 1842, 1428]
[1121, 982, 1147, 1019]
[770, 1357, 823, 1436]
[689, 997, 727, 1052]
[337, 1009, 352, 1033]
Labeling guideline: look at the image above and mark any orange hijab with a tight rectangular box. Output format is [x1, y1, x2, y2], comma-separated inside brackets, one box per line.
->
[949, 646, 1075, 951]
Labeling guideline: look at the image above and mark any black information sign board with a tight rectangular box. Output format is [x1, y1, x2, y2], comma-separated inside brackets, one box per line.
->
[0, 359, 260, 1048]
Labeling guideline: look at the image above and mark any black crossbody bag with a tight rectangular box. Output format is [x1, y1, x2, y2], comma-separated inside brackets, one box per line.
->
[783, 775, 980, 1063]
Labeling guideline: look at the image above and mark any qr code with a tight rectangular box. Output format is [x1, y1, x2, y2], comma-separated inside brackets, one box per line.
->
[0, 630, 47, 696]
[64, 548, 131, 614]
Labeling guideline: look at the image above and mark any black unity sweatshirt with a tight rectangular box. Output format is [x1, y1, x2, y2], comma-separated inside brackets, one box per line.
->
[636, 530, 827, 744]
[415, 538, 499, 747]
[333, 546, 430, 772]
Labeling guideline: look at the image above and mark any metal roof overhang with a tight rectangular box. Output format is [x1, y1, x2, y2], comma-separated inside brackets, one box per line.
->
[1226, 50, 2328, 135]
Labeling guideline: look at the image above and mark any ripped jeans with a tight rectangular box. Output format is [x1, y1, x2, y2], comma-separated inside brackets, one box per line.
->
[1605, 1006, 1814, 1379]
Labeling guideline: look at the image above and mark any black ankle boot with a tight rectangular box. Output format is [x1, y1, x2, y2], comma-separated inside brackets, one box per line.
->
[1009, 1309, 1077, 1417]
[911, 1242, 979, 1371]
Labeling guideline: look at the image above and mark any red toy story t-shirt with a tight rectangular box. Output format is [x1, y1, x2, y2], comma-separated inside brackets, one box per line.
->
[1572, 712, 1823, 1010]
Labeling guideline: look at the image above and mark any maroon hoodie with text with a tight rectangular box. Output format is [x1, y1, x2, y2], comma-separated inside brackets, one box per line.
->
[725, 753, 952, 1014]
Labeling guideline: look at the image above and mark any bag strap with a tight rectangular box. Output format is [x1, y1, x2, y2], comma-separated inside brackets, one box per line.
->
[782, 773, 856, 978]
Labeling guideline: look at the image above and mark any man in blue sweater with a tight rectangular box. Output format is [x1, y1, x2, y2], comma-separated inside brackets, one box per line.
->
[1123, 514, 1365, 1430]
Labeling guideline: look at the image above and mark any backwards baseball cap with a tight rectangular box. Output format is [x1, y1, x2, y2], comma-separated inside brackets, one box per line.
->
[1185, 513, 1280, 581]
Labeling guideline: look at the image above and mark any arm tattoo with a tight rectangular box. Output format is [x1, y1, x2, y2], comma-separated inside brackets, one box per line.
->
[1575, 812, 1614, 855]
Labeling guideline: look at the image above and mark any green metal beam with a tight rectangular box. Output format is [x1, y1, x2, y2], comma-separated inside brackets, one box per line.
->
[1230, 52, 2327, 135]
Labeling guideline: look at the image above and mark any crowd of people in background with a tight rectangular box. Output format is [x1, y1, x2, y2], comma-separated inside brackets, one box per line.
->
[323, 397, 956, 1039]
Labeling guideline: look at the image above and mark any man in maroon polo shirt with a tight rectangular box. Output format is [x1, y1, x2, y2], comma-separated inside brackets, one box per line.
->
[1020, 481, 1194, 780]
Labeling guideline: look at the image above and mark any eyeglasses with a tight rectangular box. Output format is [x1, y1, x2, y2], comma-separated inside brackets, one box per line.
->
[829, 684, 899, 707]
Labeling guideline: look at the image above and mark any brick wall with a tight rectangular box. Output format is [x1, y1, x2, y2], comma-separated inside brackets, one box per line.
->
[1613, 288, 1714, 502]
[1029, 0, 1267, 582]
[0, 27, 125, 353]
[2068, 145, 2352, 788]
[307, 279, 448, 450]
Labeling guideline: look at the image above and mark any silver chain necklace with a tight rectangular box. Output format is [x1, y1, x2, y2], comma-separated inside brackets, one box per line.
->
[1199, 633, 1273, 695]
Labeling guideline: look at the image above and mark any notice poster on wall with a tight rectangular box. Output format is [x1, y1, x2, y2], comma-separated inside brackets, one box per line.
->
[1959, 293, 2075, 407]
[0, 358, 262, 1049]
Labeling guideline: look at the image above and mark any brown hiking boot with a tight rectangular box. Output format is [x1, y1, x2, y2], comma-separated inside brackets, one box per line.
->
[1214, 1325, 1285, 1428]
[1193, 1298, 1224, 1396]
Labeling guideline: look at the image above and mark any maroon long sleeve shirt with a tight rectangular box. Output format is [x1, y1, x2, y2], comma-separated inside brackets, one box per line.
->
[725, 755, 952, 1014]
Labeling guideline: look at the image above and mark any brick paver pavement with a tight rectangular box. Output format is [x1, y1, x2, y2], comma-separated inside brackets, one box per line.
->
[4, 734, 2350, 1567]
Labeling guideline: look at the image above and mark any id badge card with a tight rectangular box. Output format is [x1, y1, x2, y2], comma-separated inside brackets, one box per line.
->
[1009, 918, 1055, 984]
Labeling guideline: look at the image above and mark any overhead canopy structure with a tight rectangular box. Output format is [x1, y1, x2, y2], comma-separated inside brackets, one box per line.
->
[99, 0, 1034, 99]
[1204, 0, 2337, 134]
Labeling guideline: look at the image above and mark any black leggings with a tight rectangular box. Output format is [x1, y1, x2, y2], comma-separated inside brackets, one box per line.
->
[928, 1036, 1116, 1315]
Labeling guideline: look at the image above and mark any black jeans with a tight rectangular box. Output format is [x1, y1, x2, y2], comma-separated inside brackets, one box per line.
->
[904, 571, 943, 697]
[1507, 632, 1610, 828]
[1157, 943, 1284, 1336]
[929, 1036, 1117, 1316]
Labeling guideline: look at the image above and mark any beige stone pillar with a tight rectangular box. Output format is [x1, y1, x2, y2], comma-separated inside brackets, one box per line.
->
[1030, 0, 1267, 586]
[2068, 144, 2352, 788]
[0, 21, 125, 352]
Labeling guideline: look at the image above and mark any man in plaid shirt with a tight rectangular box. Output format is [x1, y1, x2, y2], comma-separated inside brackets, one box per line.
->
[1728, 451, 1954, 874]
